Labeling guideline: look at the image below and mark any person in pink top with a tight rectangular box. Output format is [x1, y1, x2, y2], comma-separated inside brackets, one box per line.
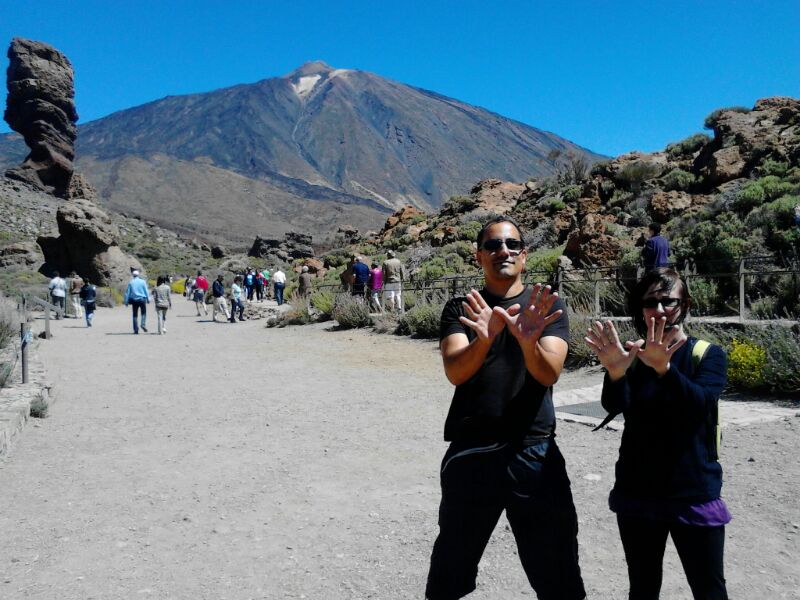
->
[368, 261, 383, 313]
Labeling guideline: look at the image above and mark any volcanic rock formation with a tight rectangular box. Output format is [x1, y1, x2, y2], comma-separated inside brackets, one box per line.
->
[4, 38, 78, 197]
[37, 197, 143, 284]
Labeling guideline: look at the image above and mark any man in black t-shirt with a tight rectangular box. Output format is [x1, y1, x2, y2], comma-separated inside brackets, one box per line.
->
[425, 216, 585, 600]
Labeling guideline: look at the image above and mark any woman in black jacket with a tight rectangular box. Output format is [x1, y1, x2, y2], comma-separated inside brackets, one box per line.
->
[586, 268, 729, 599]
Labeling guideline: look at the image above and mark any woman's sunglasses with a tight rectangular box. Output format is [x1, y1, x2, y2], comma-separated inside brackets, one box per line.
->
[480, 238, 524, 253]
[641, 297, 681, 309]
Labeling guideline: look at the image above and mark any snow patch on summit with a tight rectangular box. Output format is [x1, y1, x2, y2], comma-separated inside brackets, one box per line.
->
[292, 75, 321, 98]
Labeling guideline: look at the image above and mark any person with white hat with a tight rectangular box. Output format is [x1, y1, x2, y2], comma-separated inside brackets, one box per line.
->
[123, 269, 150, 334]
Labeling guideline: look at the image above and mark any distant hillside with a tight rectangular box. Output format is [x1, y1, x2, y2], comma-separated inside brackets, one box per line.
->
[1, 61, 604, 243]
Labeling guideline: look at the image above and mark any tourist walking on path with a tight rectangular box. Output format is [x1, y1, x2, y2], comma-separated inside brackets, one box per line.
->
[298, 266, 313, 299]
[78, 278, 97, 327]
[48, 271, 67, 319]
[425, 215, 585, 600]
[382, 250, 406, 313]
[245, 269, 255, 301]
[261, 268, 271, 299]
[585, 267, 729, 599]
[69, 271, 84, 319]
[352, 256, 370, 298]
[123, 270, 150, 334]
[153, 275, 173, 334]
[368, 261, 383, 312]
[272, 267, 286, 306]
[641, 222, 671, 272]
[211, 274, 231, 322]
[254, 270, 265, 301]
[184, 275, 195, 299]
[193, 271, 209, 317]
[230, 275, 245, 322]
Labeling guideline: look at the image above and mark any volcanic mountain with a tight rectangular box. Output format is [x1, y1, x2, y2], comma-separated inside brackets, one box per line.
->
[1, 61, 604, 244]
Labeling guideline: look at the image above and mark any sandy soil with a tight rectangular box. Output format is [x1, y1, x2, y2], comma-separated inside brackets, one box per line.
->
[0, 300, 797, 599]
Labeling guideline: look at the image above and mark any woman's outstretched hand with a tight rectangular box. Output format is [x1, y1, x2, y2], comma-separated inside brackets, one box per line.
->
[585, 320, 644, 381]
[636, 316, 687, 376]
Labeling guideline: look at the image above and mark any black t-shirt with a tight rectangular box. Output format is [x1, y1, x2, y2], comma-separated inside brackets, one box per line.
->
[439, 287, 569, 442]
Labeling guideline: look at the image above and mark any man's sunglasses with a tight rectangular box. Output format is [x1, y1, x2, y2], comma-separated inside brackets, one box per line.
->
[641, 297, 681, 309]
[480, 238, 524, 252]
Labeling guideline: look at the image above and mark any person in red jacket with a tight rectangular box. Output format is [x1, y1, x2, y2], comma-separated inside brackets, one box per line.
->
[193, 271, 209, 317]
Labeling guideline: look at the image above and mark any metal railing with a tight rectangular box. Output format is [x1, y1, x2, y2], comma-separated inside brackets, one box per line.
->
[309, 255, 800, 322]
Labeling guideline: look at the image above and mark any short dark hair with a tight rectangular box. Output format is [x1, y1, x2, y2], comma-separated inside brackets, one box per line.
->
[476, 215, 525, 248]
[648, 222, 662, 235]
[630, 267, 691, 335]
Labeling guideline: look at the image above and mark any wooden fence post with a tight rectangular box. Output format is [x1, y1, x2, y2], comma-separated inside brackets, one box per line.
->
[739, 258, 747, 322]
[20, 322, 29, 384]
[594, 278, 601, 317]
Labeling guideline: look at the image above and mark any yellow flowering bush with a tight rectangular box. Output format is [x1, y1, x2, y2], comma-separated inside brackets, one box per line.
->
[727, 339, 767, 389]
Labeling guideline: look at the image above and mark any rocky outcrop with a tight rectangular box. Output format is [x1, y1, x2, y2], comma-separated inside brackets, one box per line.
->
[4, 38, 78, 198]
[37, 198, 142, 285]
[248, 232, 315, 263]
[0, 240, 42, 268]
[695, 97, 800, 186]
[469, 179, 526, 214]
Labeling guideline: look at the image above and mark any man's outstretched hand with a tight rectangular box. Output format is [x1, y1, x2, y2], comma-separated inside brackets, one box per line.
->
[493, 284, 561, 348]
[459, 289, 506, 342]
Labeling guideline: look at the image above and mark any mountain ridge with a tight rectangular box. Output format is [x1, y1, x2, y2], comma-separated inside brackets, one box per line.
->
[1, 61, 605, 243]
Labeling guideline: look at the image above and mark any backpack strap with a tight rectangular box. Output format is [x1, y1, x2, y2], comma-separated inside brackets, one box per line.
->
[692, 339, 711, 370]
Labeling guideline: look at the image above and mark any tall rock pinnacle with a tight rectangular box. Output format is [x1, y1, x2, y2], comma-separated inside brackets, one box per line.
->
[4, 37, 79, 197]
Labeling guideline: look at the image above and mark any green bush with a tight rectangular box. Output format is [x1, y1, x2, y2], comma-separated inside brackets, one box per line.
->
[663, 169, 696, 192]
[332, 294, 372, 329]
[310, 289, 336, 318]
[749, 296, 779, 319]
[609, 189, 633, 209]
[371, 312, 400, 334]
[704, 106, 751, 129]
[686, 277, 724, 316]
[459, 220, 482, 242]
[727, 339, 766, 389]
[442, 240, 475, 259]
[0, 292, 19, 352]
[760, 159, 790, 177]
[526, 246, 564, 278]
[544, 197, 566, 214]
[444, 195, 476, 213]
[562, 185, 581, 203]
[397, 302, 444, 338]
[271, 294, 313, 327]
[616, 161, 661, 192]
[666, 133, 711, 158]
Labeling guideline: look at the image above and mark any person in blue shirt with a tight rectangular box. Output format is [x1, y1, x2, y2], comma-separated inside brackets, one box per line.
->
[123, 270, 150, 334]
[351, 256, 370, 298]
[641, 223, 671, 272]
[79, 278, 97, 328]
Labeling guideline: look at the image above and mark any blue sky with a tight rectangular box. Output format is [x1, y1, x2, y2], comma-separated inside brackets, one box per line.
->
[1, 0, 797, 156]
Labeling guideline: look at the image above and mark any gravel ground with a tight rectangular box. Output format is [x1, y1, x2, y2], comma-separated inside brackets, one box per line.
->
[0, 300, 797, 599]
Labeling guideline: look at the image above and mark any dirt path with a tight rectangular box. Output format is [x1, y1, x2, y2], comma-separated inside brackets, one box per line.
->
[0, 300, 798, 599]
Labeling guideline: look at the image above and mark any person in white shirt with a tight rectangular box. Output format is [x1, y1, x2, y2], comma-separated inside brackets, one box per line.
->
[230, 275, 245, 322]
[48, 271, 67, 319]
[272, 267, 287, 306]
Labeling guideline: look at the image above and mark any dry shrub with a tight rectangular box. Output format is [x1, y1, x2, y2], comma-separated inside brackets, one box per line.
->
[332, 294, 372, 329]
